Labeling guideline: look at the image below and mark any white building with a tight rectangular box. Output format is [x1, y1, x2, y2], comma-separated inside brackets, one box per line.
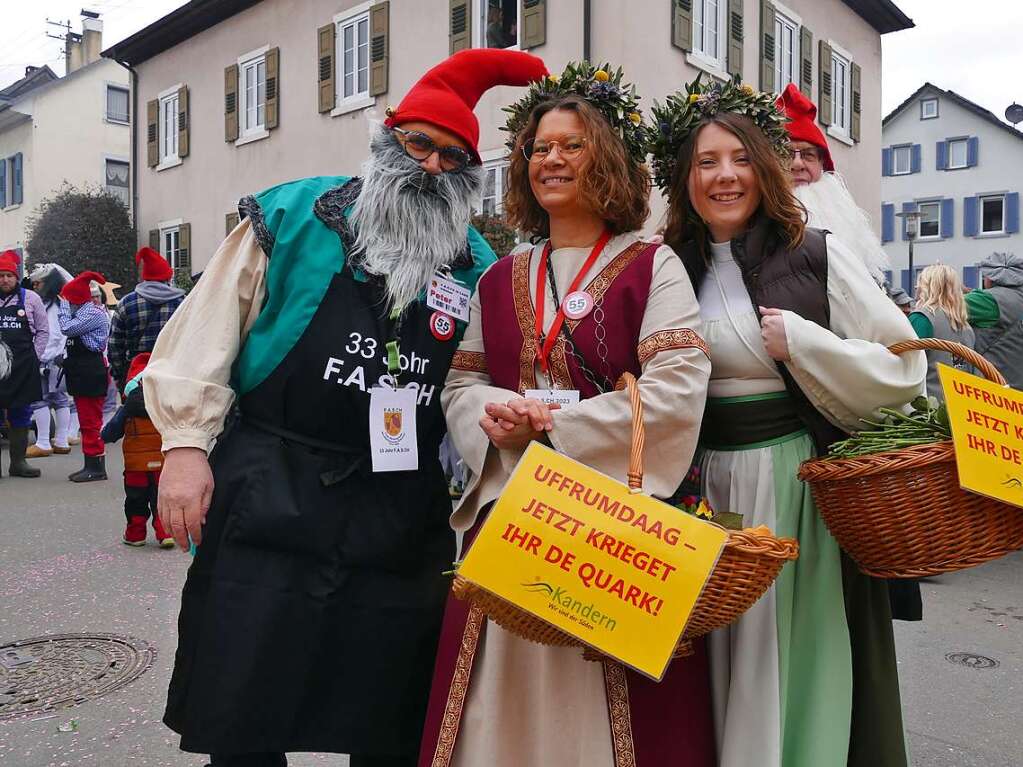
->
[880, 82, 1022, 292]
[0, 16, 131, 267]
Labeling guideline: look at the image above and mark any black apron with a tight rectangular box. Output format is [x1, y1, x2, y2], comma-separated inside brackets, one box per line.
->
[164, 261, 458, 758]
[63, 331, 108, 397]
[0, 289, 42, 408]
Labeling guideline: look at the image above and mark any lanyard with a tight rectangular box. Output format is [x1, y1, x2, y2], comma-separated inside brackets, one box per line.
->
[534, 229, 612, 374]
[384, 303, 404, 383]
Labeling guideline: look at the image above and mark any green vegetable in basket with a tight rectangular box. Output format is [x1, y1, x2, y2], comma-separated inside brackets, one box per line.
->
[827, 396, 952, 459]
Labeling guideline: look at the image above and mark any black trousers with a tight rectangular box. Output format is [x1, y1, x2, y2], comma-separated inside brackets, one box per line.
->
[124, 472, 159, 522]
[208, 754, 415, 766]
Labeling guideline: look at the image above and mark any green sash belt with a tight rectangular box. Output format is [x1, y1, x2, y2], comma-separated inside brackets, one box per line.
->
[701, 391, 807, 451]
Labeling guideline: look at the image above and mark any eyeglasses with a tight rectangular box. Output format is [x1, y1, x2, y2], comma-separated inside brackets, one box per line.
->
[522, 135, 588, 163]
[788, 147, 822, 165]
[391, 127, 473, 173]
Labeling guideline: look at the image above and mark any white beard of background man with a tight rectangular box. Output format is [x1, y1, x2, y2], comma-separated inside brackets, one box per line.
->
[777, 84, 890, 285]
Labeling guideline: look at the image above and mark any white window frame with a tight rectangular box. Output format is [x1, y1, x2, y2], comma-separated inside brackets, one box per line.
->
[916, 200, 942, 241]
[689, 0, 729, 76]
[947, 137, 969, 170]
[102, 155, 130, 209]
[157, 218, 184, 271]
[236, 45, 270, 146]
[773, 3, 802, 92]
[827, 41, 852, 143]
[156, 83, 182, 171]
[892, 145, 912, 176]
[333, 3, 373, 116]
[473, 0, 522, 50]
[980, 194, 1006, 235]
[920, 98, 938, 120]
[104, 82, 130, 125]
[476, 153, 510, 216]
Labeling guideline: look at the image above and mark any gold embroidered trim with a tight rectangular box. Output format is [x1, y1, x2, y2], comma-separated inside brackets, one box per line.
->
[603, 661, 637, 767]
[567, 240, 648, 333]
[637, 328, 710, 363]
[511, 249, 538, 394]
[451, 350, 489, 374]
[431, 603, 486, 767]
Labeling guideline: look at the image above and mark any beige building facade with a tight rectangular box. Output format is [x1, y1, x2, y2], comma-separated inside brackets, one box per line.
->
[104, 0, 911, 274]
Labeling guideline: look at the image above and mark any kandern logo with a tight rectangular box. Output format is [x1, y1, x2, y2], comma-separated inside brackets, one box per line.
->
[382, 408, 404, 444]
[521, 580, 617, 632]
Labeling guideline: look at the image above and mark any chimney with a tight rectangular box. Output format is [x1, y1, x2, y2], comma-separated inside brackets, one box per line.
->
[82, 16, 103, 66]
[65, 32, 83, 74]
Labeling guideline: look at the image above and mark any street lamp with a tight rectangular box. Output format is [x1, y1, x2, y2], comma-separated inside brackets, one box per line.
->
[896, 209, 921, 297]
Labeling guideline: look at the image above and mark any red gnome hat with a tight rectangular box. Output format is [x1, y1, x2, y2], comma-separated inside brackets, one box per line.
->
[776, 83, 835, 172]
[61, 271, 106, 304]
[126, 352, 151, 384]
[0, 249, 20, 275]
[384, 48, 548, 163]
[135, 246, 174, 282]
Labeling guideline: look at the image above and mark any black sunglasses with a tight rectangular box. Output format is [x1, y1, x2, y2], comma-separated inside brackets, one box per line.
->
[391, 127, 473, 173]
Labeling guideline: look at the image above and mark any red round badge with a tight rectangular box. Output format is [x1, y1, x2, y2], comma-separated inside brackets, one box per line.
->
[430, 311, 455, 341]
[562, 291, 594, 320]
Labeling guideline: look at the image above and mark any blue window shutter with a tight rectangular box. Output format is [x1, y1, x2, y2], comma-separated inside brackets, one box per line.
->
[963, 266, 979, 289]
[901, 269, 912, 294]
[881, 203, 895, 242]
[963, 196, 979, 237]
[884, 269, 893, 286]
[1007, 192, 1020, 234]
[967, 137, 979, 168]
[882, 147, 893, 176]
[901, 201, 917, 240]
[0, 158, 6, 208]
[911, 144, 922, 174]
[941, 198, 954, 238]
[936, 140, 947, 171]
[12, 153, 22, 205]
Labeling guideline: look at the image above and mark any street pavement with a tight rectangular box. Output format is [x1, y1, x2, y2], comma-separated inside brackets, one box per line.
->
[1, 446, 1020, 766]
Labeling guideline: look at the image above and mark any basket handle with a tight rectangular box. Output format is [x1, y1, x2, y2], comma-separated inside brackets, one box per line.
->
[887, 338, 1007, 386]
[615, 372, 645, 491]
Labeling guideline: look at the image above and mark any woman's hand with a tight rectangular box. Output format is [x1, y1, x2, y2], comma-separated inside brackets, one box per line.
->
[759, 306, 791, 362]
[158, 447, 215, 551]
[479, 398, 560, 451]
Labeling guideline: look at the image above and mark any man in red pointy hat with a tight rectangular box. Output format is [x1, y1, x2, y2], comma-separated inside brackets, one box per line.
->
[107, 246, 184, 392]
[146, 49, 547, 766]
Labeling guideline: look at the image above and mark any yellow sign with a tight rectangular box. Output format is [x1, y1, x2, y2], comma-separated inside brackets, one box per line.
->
[939, 363, 1023, 509]
[458, 442, 728, 681]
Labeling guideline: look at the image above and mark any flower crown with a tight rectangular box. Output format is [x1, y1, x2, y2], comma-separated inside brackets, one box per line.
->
[502, 61, 647, 164]
[647, 75, 790, 192]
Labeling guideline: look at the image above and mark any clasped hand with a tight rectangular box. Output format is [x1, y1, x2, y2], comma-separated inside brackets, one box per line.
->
[479, 398, 560, 450]
[759, 306, 791, 362]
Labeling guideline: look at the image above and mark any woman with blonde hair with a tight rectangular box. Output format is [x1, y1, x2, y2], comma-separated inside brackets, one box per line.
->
[910, 264, 976, 402]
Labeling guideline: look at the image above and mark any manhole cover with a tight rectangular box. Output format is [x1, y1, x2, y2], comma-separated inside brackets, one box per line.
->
[0, 633, 155, 721]
[945, 652, 999, 669]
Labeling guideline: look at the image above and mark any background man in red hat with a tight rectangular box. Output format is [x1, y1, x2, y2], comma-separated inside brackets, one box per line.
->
[144, 48, 546, 766]
[107, 247, 184, 392]
[777, 83, 890, 285]
[0, 249, 48, 479]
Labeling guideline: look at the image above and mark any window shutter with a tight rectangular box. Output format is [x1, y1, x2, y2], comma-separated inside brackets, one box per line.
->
[317, 23, 336, 113]
[1007, 192, 1020, 234]
[671, 0, 693, 52]
[818, 40, 833, 126]
[726, 0, 743, 77]
[226, 211, 240, 235]
[967, 136, 979, 167]
[149, 228, 160, 250]
[266, 47, 280, 129]
[177, 85, 190, 158]
[881, 147, 892, 176]
[450, 1, 471, 54]
[850, 62, 861, 142]
[799, 26, 813, 97]
[963, 266, 979, 289]
[901, 269, 911, 295]
[881, 203, 895, 243]
[935, 140, 947, 171]
[225, 65, 239, 140]
[521, 0, 547, 49]
[369, 2, 389, 96]
[901, 201, 917, 241]
[941, 198, 954, 238]
[11, 153, 23, 205]
[760, 1, 776, 92]
[146, 99, 159, 167]
[178, 223, 192, 274]
[963, 196, 979, 237]
[911, 144, 921, 174]
[0, 158, 7, 208]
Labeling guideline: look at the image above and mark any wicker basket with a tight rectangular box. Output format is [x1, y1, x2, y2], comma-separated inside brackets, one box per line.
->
[452, 372, 799, 661]
[798, 339, 1023, 579]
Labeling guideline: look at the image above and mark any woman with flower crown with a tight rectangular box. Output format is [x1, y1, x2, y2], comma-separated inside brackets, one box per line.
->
[649, 79, 926, 767]
[418, 63, 716, 767]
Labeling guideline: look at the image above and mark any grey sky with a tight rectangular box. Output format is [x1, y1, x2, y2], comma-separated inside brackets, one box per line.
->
[1, 0, 1019, 126]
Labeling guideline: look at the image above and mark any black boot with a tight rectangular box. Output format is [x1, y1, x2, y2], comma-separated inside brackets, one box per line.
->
[69, 454, 107, 482]
[8, 427, 41, 478]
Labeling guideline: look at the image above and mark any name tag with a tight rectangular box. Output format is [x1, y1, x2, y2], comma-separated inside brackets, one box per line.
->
[426, 274, 471, 322]
[524, 388, 581, 409]
[369, 385, 419, 472]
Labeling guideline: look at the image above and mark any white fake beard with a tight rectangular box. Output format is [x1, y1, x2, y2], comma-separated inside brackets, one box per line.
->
[794, 172, 890, 284]
[350, 126, 484, 311]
